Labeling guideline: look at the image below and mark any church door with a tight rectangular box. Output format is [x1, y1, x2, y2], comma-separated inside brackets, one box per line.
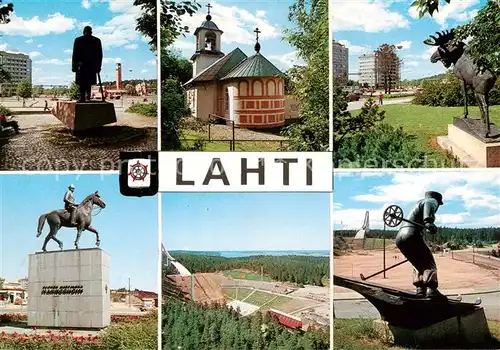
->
[226, 87, 236, 121]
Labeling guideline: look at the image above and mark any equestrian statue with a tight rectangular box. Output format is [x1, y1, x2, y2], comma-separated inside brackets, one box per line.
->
[36, 185, 106, 252]
[424, 29, 497, 138]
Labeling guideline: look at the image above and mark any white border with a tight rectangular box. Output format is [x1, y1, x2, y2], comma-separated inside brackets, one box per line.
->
[157, 192, 162, 350]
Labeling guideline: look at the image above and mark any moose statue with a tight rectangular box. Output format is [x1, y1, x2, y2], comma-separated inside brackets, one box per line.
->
[424, 29, 497, 138]
[0, 1, 13, 24]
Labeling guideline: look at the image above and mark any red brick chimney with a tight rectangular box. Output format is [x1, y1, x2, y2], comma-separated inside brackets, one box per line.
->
[116, 63, 122, 90]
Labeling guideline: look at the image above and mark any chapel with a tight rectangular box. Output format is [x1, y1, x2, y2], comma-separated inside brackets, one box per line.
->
[184, 4, 286, 129]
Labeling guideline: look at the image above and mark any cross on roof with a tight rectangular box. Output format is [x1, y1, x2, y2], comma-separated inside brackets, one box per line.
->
[206, 3, 212, 15]
[254, 28, 261, 42]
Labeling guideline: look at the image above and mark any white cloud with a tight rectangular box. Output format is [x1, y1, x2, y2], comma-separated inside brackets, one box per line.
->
[124, 44, 138, 50]
[29, 51, 42, 58]
[34, 58, 70, 65]
[0, 13, 77, 37]
[92, 6, 142, 49]
[37, 44, 43, 48]
[148, 59, 156, 66]
[64, 49, 72, 54]
[409, 0, 480, 27]
[268, 51, 305, 70]
[178, 3, 280, 46]
[421, 46, 436, 60]
[337, 40, 372, 55]
[405, 61, 419, 67]
[103, 57, 121, 64]
[25, 39, 33, 44]
[396, 40, 412, 50]
[82, 0, 91, 9]
[141, 69, 148, 73]
[331, 0, 410, 33]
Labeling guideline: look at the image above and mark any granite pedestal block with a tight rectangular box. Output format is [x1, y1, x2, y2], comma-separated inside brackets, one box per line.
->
[27, 248, 110, 329]
[52, 101, 117, 132]
[373, 307, 491, 348]
[438, 123, 500, 167]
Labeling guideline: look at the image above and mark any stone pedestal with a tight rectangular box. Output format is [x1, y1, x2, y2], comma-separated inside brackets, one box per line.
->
[27, 248, 110, 329]
[373, 307, 491, 348]
[51, 101, 117, 132]
[438, 124, 500, 167]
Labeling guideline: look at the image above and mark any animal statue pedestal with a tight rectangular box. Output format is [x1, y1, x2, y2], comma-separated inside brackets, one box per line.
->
[373, 308, 490, 348]
[27, 248, 110, 329]
[51, 101, 117, 132]
[437, 118, 500, 167]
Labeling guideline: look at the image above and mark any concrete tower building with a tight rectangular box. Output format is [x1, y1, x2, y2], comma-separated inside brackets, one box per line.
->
[116, 63, 122, 90]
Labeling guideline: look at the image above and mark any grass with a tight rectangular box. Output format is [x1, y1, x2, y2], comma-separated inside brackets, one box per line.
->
[259, 295, 291, 310]
[377, 104, 500, 166]
[350, 104, 500, 167]
[126, 103, 157, 118]
[223, 270, 273, 282]
[223, 287, 254, 301]
[180, 129, 286, 152]
[333, 318, 500, 349]
[244, 291, 278, 307]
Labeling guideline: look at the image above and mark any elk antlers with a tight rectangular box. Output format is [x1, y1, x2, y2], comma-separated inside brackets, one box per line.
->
[423, 29, 455, 46]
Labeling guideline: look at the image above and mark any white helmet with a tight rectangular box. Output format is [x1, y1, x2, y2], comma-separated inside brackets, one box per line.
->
[69, 184, 75, 190]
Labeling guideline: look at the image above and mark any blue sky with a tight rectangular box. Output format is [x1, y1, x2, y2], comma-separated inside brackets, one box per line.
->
[330, 0, 486, 80]
[0, 174, 158, 292]
[171, 0, 303, 72]
[0, 0, 156, 86]
[333, 171, 500, 230]
[162, 193, 330, 251]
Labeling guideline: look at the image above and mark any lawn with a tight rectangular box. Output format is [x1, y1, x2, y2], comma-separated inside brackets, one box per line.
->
[259, 295, 292, 310]
[344, 238, 395, 250]
[180, 129, 286, 151]
[375, 104, 500, 166]
[244, 291, 278, 307]
[223, 270, 273, 282]
[223, 287, 254, 301]
[334, 318, 500, 349]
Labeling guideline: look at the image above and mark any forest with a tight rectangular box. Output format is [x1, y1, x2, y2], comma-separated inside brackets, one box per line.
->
[163, 298, 329, 350]
[336, 227, 500, 246]
[168, 253, 329, 287]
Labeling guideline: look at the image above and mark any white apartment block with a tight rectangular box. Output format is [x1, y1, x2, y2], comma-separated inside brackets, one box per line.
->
[358, 53, 378, 87]
[0, 51, 32, 96]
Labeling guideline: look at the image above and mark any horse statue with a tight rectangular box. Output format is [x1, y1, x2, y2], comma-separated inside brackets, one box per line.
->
[424, 29, 497, 138]
[36, 191, 106, 252]
[0, 2, 14, 24]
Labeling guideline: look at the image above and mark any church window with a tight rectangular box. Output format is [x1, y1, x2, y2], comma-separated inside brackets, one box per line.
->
[204, 32, 216, 51]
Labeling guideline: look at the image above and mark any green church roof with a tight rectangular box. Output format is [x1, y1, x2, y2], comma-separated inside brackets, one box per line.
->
[221, 52, 283, 80]
[184, 48, 247, 87]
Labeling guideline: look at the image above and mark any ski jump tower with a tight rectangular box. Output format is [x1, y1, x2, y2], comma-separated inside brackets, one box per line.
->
[352, 211, 369, 250]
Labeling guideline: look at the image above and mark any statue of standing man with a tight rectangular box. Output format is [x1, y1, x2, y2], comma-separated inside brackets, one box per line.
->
[72, 26, 103, 103]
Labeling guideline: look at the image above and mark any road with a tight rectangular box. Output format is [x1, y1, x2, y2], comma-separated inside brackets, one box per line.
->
[334, 291, 500, 320]
[347, 97, 413, 111]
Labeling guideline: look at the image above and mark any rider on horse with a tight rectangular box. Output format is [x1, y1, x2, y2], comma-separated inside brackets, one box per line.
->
[64, 184, 78, 225]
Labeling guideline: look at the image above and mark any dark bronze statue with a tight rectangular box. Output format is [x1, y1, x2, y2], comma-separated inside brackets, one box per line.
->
[0, 2, 13, 24]
[36, 191, 106, 252]
[71, 26, 103, 103]
[395, 191, 446, 299]
[424, 29, 497, 138]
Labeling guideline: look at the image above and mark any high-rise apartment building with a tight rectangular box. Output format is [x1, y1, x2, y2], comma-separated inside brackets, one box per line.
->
[332, 40, 348, 84]
[0, 51, 32, 95]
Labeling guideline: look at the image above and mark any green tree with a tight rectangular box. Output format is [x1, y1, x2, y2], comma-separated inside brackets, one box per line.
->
[67, 82, 80, 100]
[413, 0, 500, 72]
[0, 65, 11, 84]
[134, 0, 157, 50]
[162, 0, 201, 47]
[16, 79, 32, 107]
[281, 0, 329, 151]
[162, 49, 192, 84]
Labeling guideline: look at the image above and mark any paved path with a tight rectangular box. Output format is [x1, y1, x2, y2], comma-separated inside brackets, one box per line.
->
[334, 291, 500, 320]
[347, 97, 414, 111]
[0, 325, 101, 336]
[0, 107, 156, 171]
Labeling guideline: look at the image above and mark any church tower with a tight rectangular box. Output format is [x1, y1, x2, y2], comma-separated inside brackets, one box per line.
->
[191, 3, 224, 76]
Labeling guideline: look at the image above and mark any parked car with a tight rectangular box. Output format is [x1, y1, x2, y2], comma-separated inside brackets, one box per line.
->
[346, 92, 361, 101]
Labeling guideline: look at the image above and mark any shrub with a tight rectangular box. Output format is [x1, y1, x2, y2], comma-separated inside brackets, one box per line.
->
[0, 105, 12, 117]
[101, 311, 157, 350]
[161, 78, 190, 151]
[413, 72, 500, 107]
[127, 103, 157, 118]
[335, 123, 428, 168]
